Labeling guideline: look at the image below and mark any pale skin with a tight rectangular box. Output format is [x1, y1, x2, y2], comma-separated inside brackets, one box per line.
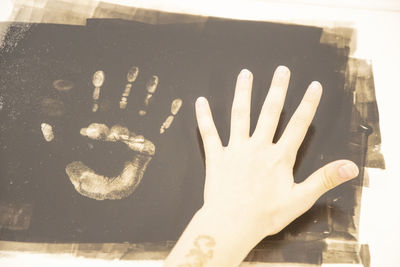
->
[164, 66, 359, 267]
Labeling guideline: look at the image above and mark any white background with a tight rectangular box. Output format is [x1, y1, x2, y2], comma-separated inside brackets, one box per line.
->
[1, 0, 399, 266]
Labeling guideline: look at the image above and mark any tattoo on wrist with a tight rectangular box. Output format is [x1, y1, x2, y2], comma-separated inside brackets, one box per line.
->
[178, 235, 216, 267]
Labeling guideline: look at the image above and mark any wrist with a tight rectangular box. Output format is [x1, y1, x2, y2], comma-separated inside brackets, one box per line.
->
[195, 206, 267, 249]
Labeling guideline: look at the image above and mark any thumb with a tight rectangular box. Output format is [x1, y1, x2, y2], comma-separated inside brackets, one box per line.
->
[293, 160, 359, 210]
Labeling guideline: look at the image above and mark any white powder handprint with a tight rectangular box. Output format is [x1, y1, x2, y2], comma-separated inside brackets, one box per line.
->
[41, 66, 182, 200]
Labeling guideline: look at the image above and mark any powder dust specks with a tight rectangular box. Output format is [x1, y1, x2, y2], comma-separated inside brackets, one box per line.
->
[0, 23, 32, 54]
[0, 203, 32, 230]
[0, 95, 4, 111]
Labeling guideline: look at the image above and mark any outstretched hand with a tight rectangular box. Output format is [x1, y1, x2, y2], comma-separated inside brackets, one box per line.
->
[196, 66, 359, 237]
[165, 66, 359, 267]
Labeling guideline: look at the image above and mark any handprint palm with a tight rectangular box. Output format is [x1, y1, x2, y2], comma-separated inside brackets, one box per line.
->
[42, 67, 182, 200]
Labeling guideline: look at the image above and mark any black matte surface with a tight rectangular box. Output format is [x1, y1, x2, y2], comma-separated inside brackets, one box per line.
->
[0, 18, 364, 250]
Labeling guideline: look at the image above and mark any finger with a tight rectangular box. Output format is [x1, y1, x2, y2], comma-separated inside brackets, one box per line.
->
[228, 69, 253, 145]
[195, 97, 223, 155]
[278, 81, 322, 153]
[252, 66, 290, 144]
[292, 160, 359, 213]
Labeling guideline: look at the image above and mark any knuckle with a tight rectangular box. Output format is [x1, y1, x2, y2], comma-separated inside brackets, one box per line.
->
[270, 145, 293, 165]
[303, 94, 317, 103]
[200, 125, 212, 137]
[321, 167, 337, 191]
[265, 100, 282, 116]
[203, 129, 214, 139]
[272, 73, 289, 86]
[283, 150, 296, 164]
[200, 126, 216, 140]
[231, 105, 246, 118]
[292, 114, 309, 128]
[198, 115, 211, 127]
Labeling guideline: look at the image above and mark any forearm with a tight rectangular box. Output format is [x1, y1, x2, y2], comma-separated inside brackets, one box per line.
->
[164, 208, 264, 267]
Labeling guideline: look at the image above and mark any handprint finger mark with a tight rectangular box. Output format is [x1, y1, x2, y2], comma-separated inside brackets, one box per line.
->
[41, 123, 54, 142]
[40, 80, 72, 119]
[139, 75, 159, 116]
[66, 123, 155, 200]
[53, 79, 74, 92]
[120, 84, 132, 109]
[41, 97, 65, 117]
[160, 98, 183, 134]
[92, 70, 105, 112]
[120, 66, 139, 109]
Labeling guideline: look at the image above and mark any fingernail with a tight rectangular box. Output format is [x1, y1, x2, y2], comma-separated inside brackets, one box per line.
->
[309, 81, 322, 93]
[240, 69, 252, 79]
[276, 65, 289, 77]
[338, 162, 359, 179]
[196, 97, 207, 108]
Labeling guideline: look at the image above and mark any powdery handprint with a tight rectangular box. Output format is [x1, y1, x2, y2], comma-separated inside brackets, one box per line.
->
[41, 66, 182, 200]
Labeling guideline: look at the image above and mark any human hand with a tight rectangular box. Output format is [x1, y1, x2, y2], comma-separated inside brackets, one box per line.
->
[196, 66, 359, 241]
[165, 66, 359, 267]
